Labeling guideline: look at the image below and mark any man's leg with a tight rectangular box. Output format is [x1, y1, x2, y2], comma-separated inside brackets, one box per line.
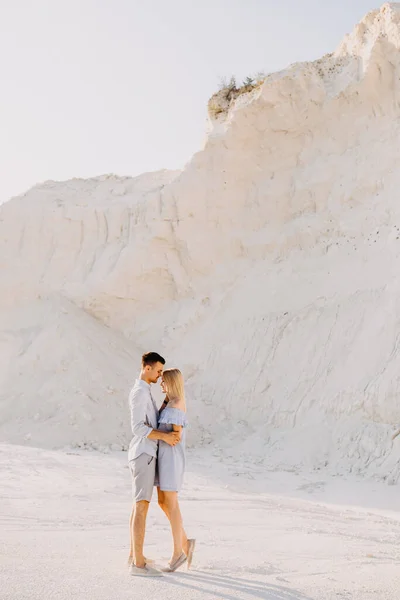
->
[157, 488, 188, 554]
[128, 455, 157, 570]
[132, 500, 150, 568]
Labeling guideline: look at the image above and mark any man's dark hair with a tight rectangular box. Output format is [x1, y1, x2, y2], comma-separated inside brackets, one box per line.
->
[141, 352, 166, 367]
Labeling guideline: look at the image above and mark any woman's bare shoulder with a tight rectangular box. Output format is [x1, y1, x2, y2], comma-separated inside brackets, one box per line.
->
[168, 397, 186, 412]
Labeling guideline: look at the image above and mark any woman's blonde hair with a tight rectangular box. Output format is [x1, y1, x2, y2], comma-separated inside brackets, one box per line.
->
[163, 368, 185, 405]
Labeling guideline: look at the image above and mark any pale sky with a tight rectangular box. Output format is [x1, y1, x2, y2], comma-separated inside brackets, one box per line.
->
[1, 0, 380, 203]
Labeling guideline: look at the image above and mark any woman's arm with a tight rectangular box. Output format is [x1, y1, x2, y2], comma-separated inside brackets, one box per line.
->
[172, 424, 183, 442]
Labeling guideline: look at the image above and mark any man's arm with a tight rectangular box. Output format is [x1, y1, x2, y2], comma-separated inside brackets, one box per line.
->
[148, 429, 179, 445]
[129, 389, 179, 446]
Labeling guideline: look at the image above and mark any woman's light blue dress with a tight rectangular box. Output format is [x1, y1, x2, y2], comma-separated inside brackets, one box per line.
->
[155, 406, 188, 492]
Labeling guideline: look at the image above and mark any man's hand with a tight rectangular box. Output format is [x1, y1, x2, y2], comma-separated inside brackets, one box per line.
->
[163, 431, 180, 446]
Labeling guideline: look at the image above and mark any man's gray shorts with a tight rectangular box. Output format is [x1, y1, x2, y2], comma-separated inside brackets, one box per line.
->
[129, 453, 156, 503]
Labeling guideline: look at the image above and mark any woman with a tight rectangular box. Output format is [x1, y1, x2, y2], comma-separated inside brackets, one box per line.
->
[156, 368, 195, 572]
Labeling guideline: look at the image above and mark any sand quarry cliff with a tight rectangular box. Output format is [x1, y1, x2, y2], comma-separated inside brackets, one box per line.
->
[2, 3, 400, 482]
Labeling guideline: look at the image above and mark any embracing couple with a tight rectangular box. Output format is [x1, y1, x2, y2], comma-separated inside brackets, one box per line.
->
[127, 352, 195, 577]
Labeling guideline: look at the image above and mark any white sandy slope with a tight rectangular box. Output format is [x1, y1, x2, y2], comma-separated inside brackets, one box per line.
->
[1, 444, 399, 600]
[0, 295, 140, 449]
[2, 4, 400, 481]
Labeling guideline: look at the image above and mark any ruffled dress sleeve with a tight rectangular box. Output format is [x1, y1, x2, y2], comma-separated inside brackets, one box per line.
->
[159, 407, 188, 427]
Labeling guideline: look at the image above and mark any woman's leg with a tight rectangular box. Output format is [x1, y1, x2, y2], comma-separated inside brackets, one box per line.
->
[128, 505, 135, 564]
[158, 489, 188, 562]
[157, 488, 189, 555]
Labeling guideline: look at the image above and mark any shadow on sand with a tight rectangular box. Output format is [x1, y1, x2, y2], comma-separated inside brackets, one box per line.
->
[165, 570, 315, 600]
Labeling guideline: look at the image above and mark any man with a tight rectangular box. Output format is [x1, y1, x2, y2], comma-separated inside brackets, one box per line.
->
[128, 352, 180, 577]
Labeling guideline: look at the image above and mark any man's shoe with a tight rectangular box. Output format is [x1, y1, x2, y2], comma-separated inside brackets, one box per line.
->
[130, 564, 163, 577]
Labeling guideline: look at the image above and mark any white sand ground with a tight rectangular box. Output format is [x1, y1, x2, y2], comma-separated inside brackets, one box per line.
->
[1, 444, 399, 600]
